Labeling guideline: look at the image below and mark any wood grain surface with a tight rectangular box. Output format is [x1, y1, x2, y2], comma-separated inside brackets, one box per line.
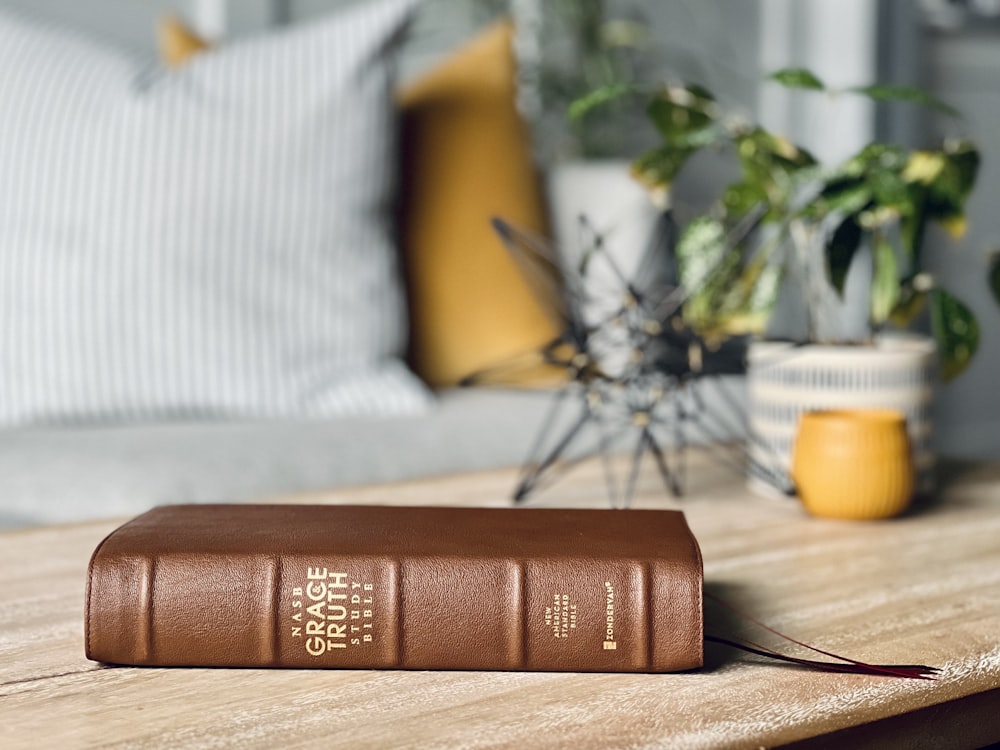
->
[2, 453, 999, 750]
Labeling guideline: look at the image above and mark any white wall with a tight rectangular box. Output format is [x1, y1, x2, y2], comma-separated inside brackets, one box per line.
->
[923, 31, 1000, 459]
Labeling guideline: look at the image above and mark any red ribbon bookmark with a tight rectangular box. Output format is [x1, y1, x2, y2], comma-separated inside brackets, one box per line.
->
[704, 592, 940, 680]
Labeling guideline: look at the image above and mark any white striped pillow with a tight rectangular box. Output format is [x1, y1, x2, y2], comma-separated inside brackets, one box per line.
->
[0, 0, 431, 426]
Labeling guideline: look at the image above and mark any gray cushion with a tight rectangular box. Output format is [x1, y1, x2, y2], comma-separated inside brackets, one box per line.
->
[0, 378, 749, 528]
[0, 389, 560, 527]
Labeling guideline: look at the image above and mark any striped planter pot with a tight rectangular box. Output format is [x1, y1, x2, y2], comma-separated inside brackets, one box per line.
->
[746, 336, 936, 498]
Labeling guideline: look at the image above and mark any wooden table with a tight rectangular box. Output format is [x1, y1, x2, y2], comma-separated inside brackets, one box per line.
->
[2, 454, 999, 749]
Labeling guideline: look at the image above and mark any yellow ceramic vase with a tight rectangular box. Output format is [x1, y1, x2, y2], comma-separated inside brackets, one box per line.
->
[792, 410, 915, 520]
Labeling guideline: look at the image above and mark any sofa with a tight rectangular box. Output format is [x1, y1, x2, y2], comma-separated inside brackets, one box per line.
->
[0, 1, 749, 529]
[0, 2, 607, 529]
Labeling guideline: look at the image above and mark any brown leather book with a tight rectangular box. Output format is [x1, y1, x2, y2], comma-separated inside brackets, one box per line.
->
[85, 504, 703, 672]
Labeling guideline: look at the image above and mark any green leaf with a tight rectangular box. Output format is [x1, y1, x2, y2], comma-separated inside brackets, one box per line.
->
[722, 181, 767, 220]
[674, 216, 784, 340]
[716, 253, 783, 336]
[734, 128, 816, 216]
[826, 217, 863, 295]
[866, 166, 910, 210]
[809, 178, 872, 219]
[827, 144, 924, 257]
[684, 83, 716, 102]
[769, 68, 825, 91]
[675, 217, 736, 333]
[843, 143, 909, 177]
[902, 151, 947, 186]
[630, 145, 696, 191]
[850, 84, 961, 118]
[567, 83, 638, 122]
[990, 251, 1000, 308]
[899, 198, 927, 262]
[676, 216, 727, 290]
[737, 129, 816, 172]
[931, 288, 980, 381]
[632, 87, 721, 192]
[870, 235, 900, 325]
[889, 281, 927, 327]
[669, 125, 725, 150]
[921, 141, 981, 230]
[645, 85, 715, 140]
[944, 140, 981, 194]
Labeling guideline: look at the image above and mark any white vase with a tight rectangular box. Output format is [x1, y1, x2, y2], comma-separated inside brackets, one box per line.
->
[746, 335, 937, 498]
[547, 159, 662, 376]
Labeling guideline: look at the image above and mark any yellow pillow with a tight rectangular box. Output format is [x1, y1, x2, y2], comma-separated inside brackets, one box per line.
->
[157, 15, 209, 68]
[157, 17, 560, 388]
[396, 21, 560, 387]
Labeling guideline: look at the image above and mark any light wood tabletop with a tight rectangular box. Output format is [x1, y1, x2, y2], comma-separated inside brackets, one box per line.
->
[2, 453, 999, 750]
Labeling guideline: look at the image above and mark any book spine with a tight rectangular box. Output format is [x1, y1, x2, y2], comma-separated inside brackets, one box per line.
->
[86, 552, 702, 672]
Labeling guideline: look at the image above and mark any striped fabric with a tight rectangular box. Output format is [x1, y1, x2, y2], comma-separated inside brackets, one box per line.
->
[0, 0, 430, 426]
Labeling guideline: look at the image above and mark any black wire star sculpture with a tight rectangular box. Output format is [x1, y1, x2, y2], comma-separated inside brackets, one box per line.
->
[461, 210, 789, 508]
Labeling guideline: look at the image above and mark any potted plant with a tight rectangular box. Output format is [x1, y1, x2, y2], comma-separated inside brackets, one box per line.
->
[504, 0, 665, 334]
[574, 70, 1000, 495]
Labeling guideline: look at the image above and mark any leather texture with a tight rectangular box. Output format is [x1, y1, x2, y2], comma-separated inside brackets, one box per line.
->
[86, 504, 703, 672]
